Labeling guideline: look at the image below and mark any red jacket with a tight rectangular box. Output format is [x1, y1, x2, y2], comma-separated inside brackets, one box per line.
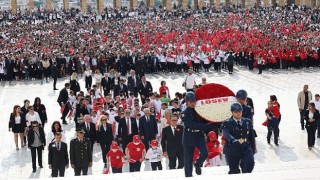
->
[159, 86, 170, 98]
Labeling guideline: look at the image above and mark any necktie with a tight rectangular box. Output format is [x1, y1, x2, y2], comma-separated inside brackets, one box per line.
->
[127, 118, 130, 135]
[133, 77, 136, 87]
[146, 116, 149, 122]
[87, 123, 90, 132]
[173, 127, 176, 136]
[57, 142, 60, 151]
[237, 121, 241, 129]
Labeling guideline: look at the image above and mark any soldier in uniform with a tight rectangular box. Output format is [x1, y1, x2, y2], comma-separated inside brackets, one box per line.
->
[70, 128, 92, 176]
[181, 92, 214, 177]
[236, 90, 253, 121]
[222, 102, 256, 174]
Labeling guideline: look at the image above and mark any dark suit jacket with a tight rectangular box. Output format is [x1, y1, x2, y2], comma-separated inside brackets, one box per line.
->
[127, 76, 140, 92]
[118, 117, 138, 139]
[101, 77, 112, 93]
[96, 123, 114, 146]
[138, 81, 153, 97]
[51, 65, 59, 78]
[114, 84, 128, 98]
[305, 110, 320, 128]
[28, 127, 46, 148]
[161, 125, 184, 157]
[139, 115, 158, 140]
[33, 104, 48, 124]
[48, 141, 69, 167]
[79, 122, 97, 144]
[9, 113, 27, 130]
[70, 138, 92, 167]
[57, 88, 68, 104]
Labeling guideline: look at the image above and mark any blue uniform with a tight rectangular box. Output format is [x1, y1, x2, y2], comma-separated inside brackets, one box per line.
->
[242, 104, 253, 121]
[181, 106, 212, 177]
[222, 117, 255, 174]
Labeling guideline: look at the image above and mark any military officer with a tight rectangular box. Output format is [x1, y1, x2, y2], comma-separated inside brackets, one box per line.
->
[70, 128, 92, 176]
[236, 90, 253, 121]
[222, 102, 256, 174]
[181, 92, 214, 177]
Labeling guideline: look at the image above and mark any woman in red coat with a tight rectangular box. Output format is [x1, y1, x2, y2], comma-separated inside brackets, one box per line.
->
[159, 81, 170, 98]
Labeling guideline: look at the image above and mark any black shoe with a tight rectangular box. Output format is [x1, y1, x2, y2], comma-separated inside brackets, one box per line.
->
[62, 121, 68, 125]
[267, 141, 270, 144]
[53, 88, 58, 90]
[104, 163, 107, 168]
[194, 164, 202, 175]
[301, 127, 305, 130]
[275, 143, 279, 146]
[39, 165, 43, 168]
[33, 169, 36, 173]
[317, 136, 320, 138]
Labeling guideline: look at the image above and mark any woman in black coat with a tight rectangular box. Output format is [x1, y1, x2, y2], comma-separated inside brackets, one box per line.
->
[304, 102, 320, 149]
[9, 105, 27, 150]
[96, 115, 114, 167]
[70, 72, 80, 95]
[33, 97, 48, 127]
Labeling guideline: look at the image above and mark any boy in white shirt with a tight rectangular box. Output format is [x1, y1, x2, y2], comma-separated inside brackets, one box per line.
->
[145, 140, 162, 171]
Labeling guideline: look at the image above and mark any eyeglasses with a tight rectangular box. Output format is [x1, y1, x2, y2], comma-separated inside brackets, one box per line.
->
[33, 126, 38, 128]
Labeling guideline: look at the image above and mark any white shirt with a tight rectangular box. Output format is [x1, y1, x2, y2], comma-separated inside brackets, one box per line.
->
[94, 73, 103, 83]
[26, 112, 42, 126]
[69, 95, 77, 105]
[311, 99, 320, 111]
[184, 74, 196, 89]
[145, 147, 162, 162]
[153, 100, 162, 113]
[15, 116, 21, 124]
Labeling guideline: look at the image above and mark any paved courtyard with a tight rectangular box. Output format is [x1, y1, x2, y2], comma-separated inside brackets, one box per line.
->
[1, 67, 320, 179]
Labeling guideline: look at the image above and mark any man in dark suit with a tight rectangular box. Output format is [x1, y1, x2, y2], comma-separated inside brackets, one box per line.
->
[48, 132, 69, 177]
[118, 109, 139, 152]
[70, 128, 92, 176]
[51, 61, 59, 90]
[127, 70, 140, 97]
[28, 121, 46, 173]
[57, 83, 70, 124]
[79, 115, 97, 152]
[161, 113, 184, 170]
[138, 76, 153, 104]
[101, 73, 112, 96]
[96, 115, 114, 167]
[139, 108, 158, 151]
[114, 79, 128, 98]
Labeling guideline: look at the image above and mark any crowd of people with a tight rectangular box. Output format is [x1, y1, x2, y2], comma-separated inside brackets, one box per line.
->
[1, 6, 320, 83]
[4, 4, 320, 178]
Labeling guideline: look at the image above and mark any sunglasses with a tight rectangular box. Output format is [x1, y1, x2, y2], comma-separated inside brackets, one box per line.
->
[33, 126, 38, 128]
[101, 119, 107, 121]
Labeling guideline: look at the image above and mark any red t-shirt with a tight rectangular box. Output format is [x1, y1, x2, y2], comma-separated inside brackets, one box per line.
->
[127, 142, 145, 161]
[107, 149, 124, 168]
[207, 140, 220, 159]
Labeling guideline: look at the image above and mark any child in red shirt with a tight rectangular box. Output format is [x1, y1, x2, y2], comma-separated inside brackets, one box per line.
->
[125, 135, 146, 172]
[206, 131, 222, 167]
[106, 141, 125, 174]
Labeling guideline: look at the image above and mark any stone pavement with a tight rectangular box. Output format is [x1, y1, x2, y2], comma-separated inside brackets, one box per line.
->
[1, 67, 320, 179]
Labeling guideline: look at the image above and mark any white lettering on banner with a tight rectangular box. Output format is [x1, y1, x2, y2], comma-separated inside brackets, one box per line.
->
[196, 96, 236, 107]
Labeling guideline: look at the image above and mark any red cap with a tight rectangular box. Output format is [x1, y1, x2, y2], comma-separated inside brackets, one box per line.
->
[111, 141, 119, 149]
[208, 131, 217, 141]
[133, 135, 140, 143]
[150, 140, 158, 147]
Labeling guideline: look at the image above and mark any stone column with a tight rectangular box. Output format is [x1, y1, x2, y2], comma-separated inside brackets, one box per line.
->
[46, 0, 53, 11]
[317, 0, 320, 6]
[225, 0, 230, 7]
[209, 0, 214, 6]
[199, 0, 204, 9]
[256, 0, 261, 7]
[130, 0, 138, 9]
[271, 0, 276, 7]
[11, 0, 17, 15]
[263, 0, 269, 7]
[295, 0, 301, 5]
[232, 0, 237, 7]
[279, 0, 285, 6]
[166, 0, 172, 9]
[247, 0, 253, 8]
[63, 0, 70, 10]
[311, 0, 317, 6]
[182, 0, 188, 8]
[29, 0, 34, 10]
[241, 0, 245, 8]
[97, 0, 104, 14]
[147, 0, 155, 7]
[114, 0, 121, 8]
[194, 0, 199, 9]
[215, 0, 220, 8]
[80, 0, 87, 12]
